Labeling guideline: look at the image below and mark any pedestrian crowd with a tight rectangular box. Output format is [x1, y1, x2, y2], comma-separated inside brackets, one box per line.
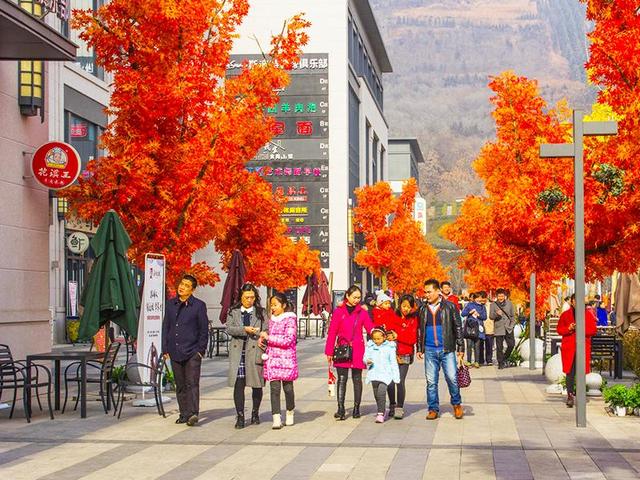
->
[161, 274, 592, 429]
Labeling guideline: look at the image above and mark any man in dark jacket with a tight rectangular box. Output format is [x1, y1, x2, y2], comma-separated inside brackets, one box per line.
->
[417, 279, 465, 420]
[489, 288, 516, 369]
[162, 274, 209, 426]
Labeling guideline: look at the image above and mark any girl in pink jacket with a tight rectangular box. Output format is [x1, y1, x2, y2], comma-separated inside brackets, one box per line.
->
[261, 292, 298, 429]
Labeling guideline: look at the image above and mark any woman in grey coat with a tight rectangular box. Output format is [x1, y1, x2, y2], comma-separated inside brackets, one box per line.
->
[227, 283, 267, 429]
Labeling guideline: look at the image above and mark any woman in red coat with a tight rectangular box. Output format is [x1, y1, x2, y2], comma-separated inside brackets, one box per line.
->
[384, 294, 419, 419]
[325, 285, 374, 420]
[556, 294, 598, 407]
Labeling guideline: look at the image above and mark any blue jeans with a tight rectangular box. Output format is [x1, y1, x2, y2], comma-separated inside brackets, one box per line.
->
[424, 348, 461, 412]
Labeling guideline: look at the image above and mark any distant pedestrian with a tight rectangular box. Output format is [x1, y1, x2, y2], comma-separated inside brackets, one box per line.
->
[417, 279, 465, 420]
[482, 293, 495, 366]
[461, 292, 486, 368]
[261, 292, 298, 429]
[490, 289, 516, 369]
[557, 294, 598, 407]
[227, 283, 267, 429]
[441, 281, 461, 311]
[386, 294, 419, 419]
[325, 285, 374, 420]
[364, 328, 400, 423]
[162, 274, 209, 427]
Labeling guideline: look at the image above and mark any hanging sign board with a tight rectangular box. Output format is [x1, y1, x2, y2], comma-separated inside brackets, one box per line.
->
[31, 141, 81, 190]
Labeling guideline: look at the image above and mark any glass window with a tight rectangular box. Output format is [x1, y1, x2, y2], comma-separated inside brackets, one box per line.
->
[63, 1, 105, 80]
[372, 135, 379, 184]
[348, 87, 360, 200]
[65, 112, 104, 180]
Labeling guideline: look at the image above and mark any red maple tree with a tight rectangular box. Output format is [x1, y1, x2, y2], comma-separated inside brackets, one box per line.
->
[63, 0, 319, 288]
[354, 179, 445, 293]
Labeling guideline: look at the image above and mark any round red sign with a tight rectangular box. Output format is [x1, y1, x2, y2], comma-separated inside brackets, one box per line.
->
[31, 141, 82, 190]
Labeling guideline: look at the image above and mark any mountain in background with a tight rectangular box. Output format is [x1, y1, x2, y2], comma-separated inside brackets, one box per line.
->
[371, 0, 595, 201]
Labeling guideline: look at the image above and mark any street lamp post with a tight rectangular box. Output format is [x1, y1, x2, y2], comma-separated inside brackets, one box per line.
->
[540, 110, 617, 428]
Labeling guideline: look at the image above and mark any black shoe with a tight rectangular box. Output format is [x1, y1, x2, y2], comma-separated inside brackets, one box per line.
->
[498, 363, 504, 370]
[250, 410, 260, 425]
[334, 407, 346, 420]
[175, 417, 187, 424]
[388, 404, 396, 418]
[352, 404, 361, 419]
[235, 413, 245, 429]
[186, 414, 199, 427]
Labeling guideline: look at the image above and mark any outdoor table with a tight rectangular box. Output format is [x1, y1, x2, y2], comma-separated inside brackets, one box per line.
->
[208, 327, 227, 357]
[26, 350, 102, 419]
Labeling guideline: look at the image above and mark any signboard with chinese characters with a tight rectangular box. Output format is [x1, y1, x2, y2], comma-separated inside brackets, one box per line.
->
[31, 141, 81, 190]
[67, 231, 90, 255]
[35, 0, 69, 21]
[228, 54, 330, 268]
[137, 254, 166, 384]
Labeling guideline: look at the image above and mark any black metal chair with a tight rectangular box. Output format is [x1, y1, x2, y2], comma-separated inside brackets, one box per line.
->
[591, 335, 616, 377]
[207, 327, 229, 357]
[0, 344, 53, 423]
[62, 341, 121, 414]
[115, 355, 167, 419]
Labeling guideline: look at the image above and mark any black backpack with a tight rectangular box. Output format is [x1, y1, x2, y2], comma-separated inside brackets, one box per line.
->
[463, 317, 480, 340]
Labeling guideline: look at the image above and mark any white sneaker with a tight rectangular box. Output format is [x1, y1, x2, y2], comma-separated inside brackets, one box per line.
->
[285, 410, 294, 426]
[272, 413, 282, 430]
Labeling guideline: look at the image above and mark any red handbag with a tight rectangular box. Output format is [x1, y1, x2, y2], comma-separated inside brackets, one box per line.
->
[457, 363, 472, 388]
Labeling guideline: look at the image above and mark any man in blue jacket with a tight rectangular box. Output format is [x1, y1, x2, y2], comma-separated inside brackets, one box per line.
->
[162, 274, 209, 426]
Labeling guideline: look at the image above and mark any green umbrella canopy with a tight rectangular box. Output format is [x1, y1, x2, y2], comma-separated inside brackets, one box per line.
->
[78, 210, 141, 341]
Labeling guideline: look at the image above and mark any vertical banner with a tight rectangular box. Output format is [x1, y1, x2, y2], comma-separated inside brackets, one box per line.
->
[68, 281, 78, 317]
[137, 254, 166, 384]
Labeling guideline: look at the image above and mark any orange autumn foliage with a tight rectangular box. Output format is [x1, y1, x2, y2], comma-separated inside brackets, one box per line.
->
[62, 0, 318, 288]
[447, 1, 640, 311]
[354, 179, 445, 294]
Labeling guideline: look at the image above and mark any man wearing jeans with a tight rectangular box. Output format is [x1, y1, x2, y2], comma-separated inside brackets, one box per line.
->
[417, 279, 465, 420]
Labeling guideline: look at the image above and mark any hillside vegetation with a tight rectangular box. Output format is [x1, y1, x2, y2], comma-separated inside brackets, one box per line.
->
[371, 0, 595, 201]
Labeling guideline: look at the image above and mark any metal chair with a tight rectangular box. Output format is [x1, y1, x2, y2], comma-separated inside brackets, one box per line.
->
[591, 335, 616, 377]
[115, 355, 167, 419]
[0, 344, 53, 423]
[62, 341, 121, 414]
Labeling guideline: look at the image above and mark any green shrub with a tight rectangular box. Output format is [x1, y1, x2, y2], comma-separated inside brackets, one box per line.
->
[626, 383, 640, 410]
[603, 384, 629, 407]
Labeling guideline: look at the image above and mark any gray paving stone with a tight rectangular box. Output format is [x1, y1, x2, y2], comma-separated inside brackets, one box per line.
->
[271, 446, 335, 480]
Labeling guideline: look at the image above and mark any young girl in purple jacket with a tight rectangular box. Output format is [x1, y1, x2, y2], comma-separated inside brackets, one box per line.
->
[261, 292, 299, 429]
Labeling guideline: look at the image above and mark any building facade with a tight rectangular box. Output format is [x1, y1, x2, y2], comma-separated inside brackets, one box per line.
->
[0, 0, 77, 357]
[199, 0, 393, 321]
[388, 138, 427, 235]
[1, 0, 112, 352]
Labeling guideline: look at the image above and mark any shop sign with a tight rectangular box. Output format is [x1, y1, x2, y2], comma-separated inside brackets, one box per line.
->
[66, 215, 97, 234]
[31, 141, 81, 190]
[35, 0, 70, 21]
[67, 231, 90, 255]
[70, 122, 88, 138]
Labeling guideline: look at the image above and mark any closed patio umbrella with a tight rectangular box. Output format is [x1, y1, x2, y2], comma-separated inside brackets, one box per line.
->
[614, 272, 640, 333]
[219, 250, 246, 324]
[78, 210, 140, 341]
[301, 273, 318, 316]
[318, 270, 331, 312]
[302, 271, 330, 316]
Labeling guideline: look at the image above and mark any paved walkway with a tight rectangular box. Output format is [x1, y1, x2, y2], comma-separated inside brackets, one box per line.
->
[1, 339, 639, 479]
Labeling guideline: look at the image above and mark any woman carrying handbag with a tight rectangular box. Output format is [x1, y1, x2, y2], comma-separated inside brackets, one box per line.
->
[324, 285, 374, 420]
